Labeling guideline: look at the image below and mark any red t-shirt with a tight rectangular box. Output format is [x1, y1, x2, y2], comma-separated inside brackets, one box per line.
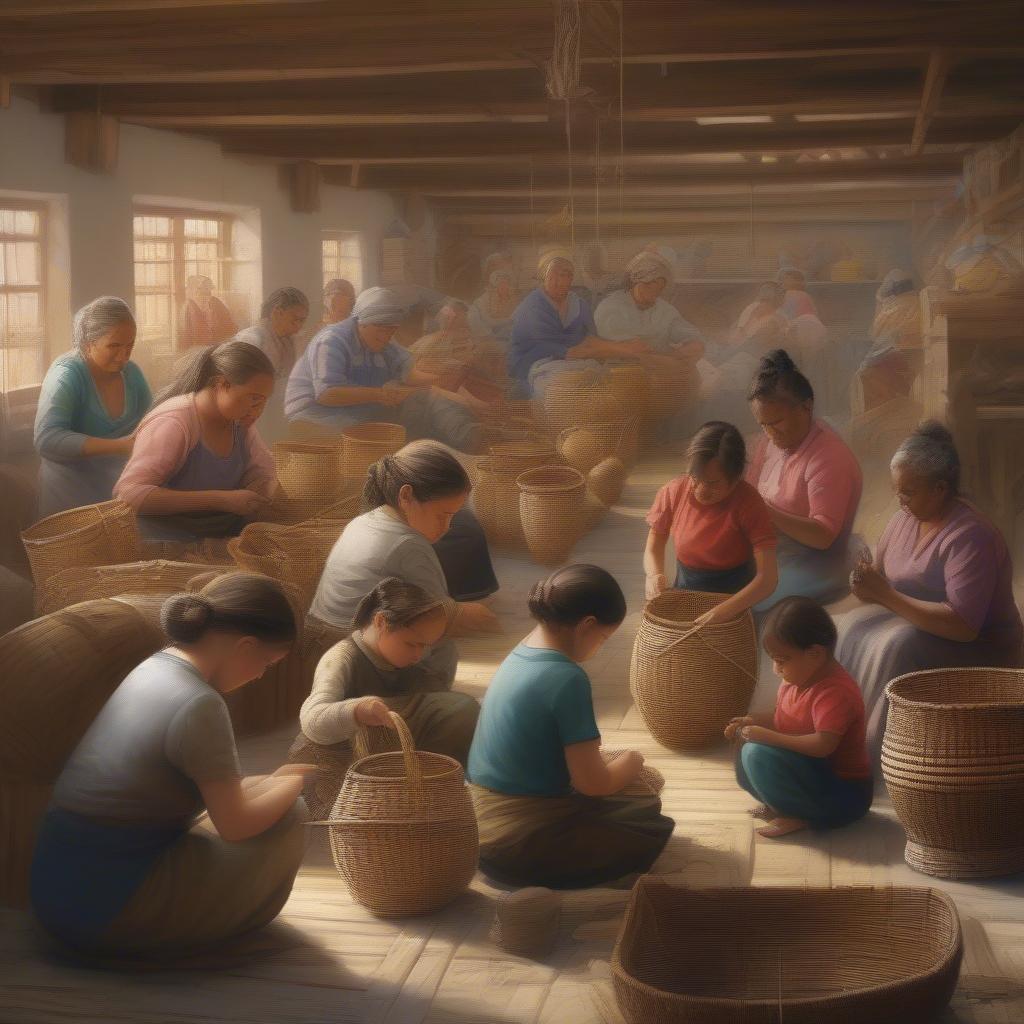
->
[646, 476, 776, 571]
[774, 666, 870, 780]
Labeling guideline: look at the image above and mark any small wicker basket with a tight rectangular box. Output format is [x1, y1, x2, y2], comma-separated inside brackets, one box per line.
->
[517, 465, 587, 566]
[588, 457, 628, 507]
[341, 423, 407, 482]
[272, 440, 344, 502]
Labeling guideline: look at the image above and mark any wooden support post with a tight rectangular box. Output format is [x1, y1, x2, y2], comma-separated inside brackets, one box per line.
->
[350, 162, 362, 188]
[911, 50, 951, 156]
[64, 111, 119, 172]
[290, 160, 320, 212]
[0, 78, 11, 109]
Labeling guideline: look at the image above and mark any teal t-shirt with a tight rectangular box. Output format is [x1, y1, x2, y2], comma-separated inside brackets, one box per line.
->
[467, 644, 600, 797]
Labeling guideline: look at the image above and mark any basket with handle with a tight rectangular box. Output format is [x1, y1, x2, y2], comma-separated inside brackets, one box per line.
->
[341, 423, 407, 482]
[313, 711, 478, 917]
[21, 500, 141, 594]
[630, 590, 758, 751]
[517, 465, 587, 566]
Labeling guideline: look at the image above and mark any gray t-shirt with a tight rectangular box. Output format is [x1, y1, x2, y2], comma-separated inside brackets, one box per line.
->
[52, 651, 241, 828]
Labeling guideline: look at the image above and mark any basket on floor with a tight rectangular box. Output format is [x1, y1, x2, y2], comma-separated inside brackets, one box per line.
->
[272, 440, 344, 502]
[473, 441, 556, 548]
[606, 365, 650, 410]
[318, 711, 478, 917]
[517, 466, 587, 566]
[611, 879, 962, 1024]
[630, 590, 757, 751]
[543, 374, 624, 433]
[21, 500, 140, 593]
[341, 423, 407, 482]
[558, 419, 639, 475]
[882, 667, 1024, 879]
[588, 457, 628, 507]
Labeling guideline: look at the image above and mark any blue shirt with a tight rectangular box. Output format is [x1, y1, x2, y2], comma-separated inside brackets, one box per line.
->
[468, 644, 600, 796]
[507, 288, 596, 385]
[285, 315, 412, 420]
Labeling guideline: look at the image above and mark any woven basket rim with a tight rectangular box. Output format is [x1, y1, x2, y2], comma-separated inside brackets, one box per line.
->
[21, 499, 132, 544]
[346, 748, 464, 783]
[342, 422, 407, 442]
[516, 465, 586, 492]
[642, 589, 751, 632]
[885, 666, 1024, 711]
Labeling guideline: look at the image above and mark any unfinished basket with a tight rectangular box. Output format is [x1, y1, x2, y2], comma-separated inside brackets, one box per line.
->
[882, 667, 1024, 879]
[630, 590, 757, 751]
[588, 457, 628, 507]
[611, 879, 962, 1024]
[341, 423, 407, 482]
[272, 440, 344, 502]
[319, 711, 478, 917]
[21, 500, 140, 593]
[517, 466, 587, 566]
[492, 887, 562, 959]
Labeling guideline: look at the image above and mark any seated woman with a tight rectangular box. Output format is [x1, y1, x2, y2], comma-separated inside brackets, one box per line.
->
[113, 340, 277, 543]
[30, 573, 311, 962]
[289, 576, 480, 817]
[469, 268, 519, 347]
[321, 278, 356, 327]
[508, 250, 654, 400]
[746, 350, 863, 611]
[727, 596, 872, 840]
[178, 275, 237, 350]
[310, 440, 499, 684]
[835, 422, 1024, 760]
[856, 269, 922, 412]
[643, 421, 778, 623]
[34, 296, 151, 518]
[285, 287, 484, 453]
[778, 267, 819, 320]
[468, 564, 674, 889]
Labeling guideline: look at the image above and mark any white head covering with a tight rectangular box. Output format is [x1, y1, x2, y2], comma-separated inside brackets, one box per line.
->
[537, 247, 575, 280]
[353, 286, 407, 325]
[626, 250, 674, 286]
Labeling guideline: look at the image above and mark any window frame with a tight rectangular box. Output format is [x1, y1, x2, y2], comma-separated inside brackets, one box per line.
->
[321, 230, 364, 293]
[0, 197, 49, 394]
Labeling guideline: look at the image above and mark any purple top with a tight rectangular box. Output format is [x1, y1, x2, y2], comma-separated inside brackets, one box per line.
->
[166, 424, 247, 493]
[878, 500, 1023, 650]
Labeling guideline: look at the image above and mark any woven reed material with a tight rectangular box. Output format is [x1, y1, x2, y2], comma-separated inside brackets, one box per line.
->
[341, 423, 407, 482]
[882, 667, 1024, 879]
[473, 441, 556, 549]
[21, 500, 140, 593]
[542, 373, 625, 433]
[517, 465, 587, 566]
[601, 749, 666, 797]
[312, 711, 478, 917]
[272, 440, 344, 501]
[558, 419, 639, 475]
[611, 880, 962, 1024]
[588, 457, 628, 507]
[630, 590, 757, 751]
[491, 887, 562, 958]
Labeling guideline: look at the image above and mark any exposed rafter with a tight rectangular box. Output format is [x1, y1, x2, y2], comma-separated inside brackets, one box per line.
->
[911, 50, 952, 155]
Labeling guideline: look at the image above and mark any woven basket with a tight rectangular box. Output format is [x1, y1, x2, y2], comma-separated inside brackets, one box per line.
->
[543, 374, 624, 433]
[21, 500, 140, 593]
[517, 466, 587, 566]
[882, 667, 1024, 879]
[611, 879, 962, 1024]
[341, 423, 407, 482]
[317, 712, 478, 917]
[606, 365, 650, 410]
[473, 440, 557, 548]
[630, 590, 758, 751]
[644, 364, 699, 422]
[558, 419, 638, 475]
[588, 457, 628, 507]
[273, 440, 344, 502]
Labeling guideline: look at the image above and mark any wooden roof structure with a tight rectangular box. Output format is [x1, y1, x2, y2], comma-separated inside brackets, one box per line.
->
[2, 1, 1023, 217]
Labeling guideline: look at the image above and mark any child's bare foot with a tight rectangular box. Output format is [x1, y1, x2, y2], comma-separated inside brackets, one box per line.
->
[757, 817, 807, 839]
[747, 804, 774, 822]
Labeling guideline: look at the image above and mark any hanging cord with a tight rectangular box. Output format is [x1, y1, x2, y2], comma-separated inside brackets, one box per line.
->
[547, 0, 583, 253]
[566, 97, 575, 251]
[594, 112, 601, 250]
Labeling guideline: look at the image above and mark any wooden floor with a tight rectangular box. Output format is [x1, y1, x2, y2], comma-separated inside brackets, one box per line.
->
[4, 454, 1024, 1023]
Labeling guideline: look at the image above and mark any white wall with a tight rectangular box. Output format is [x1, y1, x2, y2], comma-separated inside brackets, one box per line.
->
[0, 92, 397, 362]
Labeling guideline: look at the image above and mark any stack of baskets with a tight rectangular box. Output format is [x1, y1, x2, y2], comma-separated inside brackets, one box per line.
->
[341, 423, 407, 483]
[517, 465, 587, 566]
[882, 667, 1024, 879]
[630, 590, 758, 750]
[473, 439, 559, 549]
[319, 712, 478, 917]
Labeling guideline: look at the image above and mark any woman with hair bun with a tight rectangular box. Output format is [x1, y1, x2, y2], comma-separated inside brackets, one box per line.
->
[289, 576, 480, 817]
[468, 564, 674, 888]
[30, 572, 312, 962]
[835, 422, 1023, 760]
[745, 348, 863, 610]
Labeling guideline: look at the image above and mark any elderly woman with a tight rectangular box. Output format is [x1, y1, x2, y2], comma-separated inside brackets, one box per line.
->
[321, 278, 356, 327]
[508, 249, 653, 399]
[857, 269, 922, 412]
[745, 350, 863, 611]
[469, 269, 519, 346]
[285, 287, 483, 453]
[835, 422, 1023, 759]
[178, 275, 236, 350]
[34, 297, 152, 518]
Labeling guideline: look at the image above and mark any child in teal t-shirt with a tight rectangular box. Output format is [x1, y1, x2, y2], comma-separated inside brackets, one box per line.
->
[468, 564, 675, 888]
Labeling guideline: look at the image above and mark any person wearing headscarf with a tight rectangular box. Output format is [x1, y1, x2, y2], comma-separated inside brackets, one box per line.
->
[468, 269, 519, 347]
[285, 287, 483, 452]
[508, 249, 654, 399]
[856, 269, 922, 412]
[34, 297, 152, 517]
[321, 278, 356, 326]
[178, 276, 237, 351]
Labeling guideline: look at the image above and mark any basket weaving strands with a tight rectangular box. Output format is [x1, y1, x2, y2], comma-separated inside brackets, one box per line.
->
[630, 590, 758, 751]
[272, 440, 343, 502]
[644, 363, 699, 422]
[341, 423, 407, 482]
[317, 712, 478, 917]
[21, 500, 140, 593]
[492, 887, 562, 958]
[473, 441, 560, 548]
[882, 667, 1024, 879]
[517, 466, 587, 566]
[588, 457, 628, 507]
[606, 365, 649, 411]
[543, 377, 624, 434]
[611, 880, 962, 1024]
[558, 419, 639, 475]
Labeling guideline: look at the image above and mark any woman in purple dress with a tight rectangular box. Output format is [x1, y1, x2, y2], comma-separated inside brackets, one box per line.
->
[834, 422, 1023, 760]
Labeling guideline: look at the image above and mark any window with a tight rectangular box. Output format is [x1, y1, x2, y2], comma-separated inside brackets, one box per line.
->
[0, 204, 46, 393]
[322, 232, 363, 292]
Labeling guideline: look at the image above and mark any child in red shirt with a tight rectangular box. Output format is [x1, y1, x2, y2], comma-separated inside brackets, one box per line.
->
[644, 421, 778, 627]
[725, 596, 872, 839]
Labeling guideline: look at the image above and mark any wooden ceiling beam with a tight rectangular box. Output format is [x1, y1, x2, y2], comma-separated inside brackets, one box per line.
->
[0, 0, 325, 11]
[911, 50, 952, 155]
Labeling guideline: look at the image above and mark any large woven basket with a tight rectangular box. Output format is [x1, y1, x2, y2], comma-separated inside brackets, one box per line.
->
[606, 365, 650, 410]
[273, 440, 344, 502]
[611, 879, 962, 1024]
[21, 500, 140, 593]
[543, 373, 624, 433]
[588, 457, 628, 507]
[473, 441, 556, 548]
[630, 590, 758, 751]
[644, 363, 699, 422]
[517, 465, 587, 566]
[317, 712, 478, 917]
[341, 423, 407, 482]
[558, 419, 639, 475]
[882, 667, 1024, 879]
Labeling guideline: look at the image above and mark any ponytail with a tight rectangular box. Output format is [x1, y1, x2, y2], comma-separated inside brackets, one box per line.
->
[352, 576, 445, 631]
[527, 564, 626, 627]
[153, 339, 274, 407]
[363, 440, 470, 511]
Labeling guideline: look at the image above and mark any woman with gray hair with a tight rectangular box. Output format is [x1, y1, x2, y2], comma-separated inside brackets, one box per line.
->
[834, 421, 1023, 761]
[33, 296, 152, 517]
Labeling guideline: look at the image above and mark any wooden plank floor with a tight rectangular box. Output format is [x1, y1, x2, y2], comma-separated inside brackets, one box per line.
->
[3, 454, 1024, 1023]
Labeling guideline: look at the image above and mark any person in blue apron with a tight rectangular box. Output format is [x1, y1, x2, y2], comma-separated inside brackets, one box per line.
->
[643, 421, 778, 627]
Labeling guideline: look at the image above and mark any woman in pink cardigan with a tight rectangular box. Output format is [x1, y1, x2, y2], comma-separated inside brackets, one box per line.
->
[114, 340, 278, 541]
